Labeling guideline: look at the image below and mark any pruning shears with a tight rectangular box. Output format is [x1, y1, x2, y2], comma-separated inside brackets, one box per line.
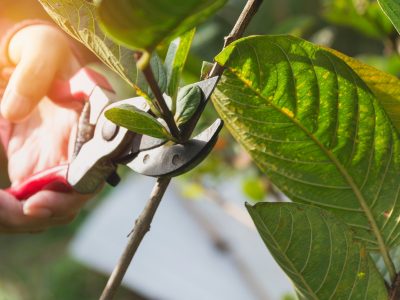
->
[6, 67, 222, 200]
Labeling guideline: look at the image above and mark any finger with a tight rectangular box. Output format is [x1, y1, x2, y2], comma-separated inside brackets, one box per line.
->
[1, 48, 59, 122]
[23, 190, 91, 219]
[0, 190, 48, 231]
[1, 26, 76, 122]
[0, 190, 79, 233]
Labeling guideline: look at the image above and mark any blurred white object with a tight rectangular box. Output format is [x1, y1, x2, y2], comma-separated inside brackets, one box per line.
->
[70, 174, 294, 300]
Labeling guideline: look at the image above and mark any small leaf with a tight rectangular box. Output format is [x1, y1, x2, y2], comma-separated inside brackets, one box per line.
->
[97, 0, 227, 51]
[165, 29, 196, 103]
[378, 0, 400, 34]
[175, 85, 202, 126]
[247, 202, 388, 299]
[105, 105, 172, 140]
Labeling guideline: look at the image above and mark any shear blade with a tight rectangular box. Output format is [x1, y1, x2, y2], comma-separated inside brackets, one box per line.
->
[127, 119, 223, 177]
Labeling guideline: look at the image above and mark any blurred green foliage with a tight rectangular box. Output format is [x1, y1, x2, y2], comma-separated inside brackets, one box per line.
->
[0, 198, 143, 300]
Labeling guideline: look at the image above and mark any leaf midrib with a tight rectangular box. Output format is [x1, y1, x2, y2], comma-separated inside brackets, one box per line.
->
[222, 65, 392, 266]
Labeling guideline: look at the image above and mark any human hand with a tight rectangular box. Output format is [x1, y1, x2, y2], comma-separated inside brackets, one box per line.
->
[0, 25, 92, 233]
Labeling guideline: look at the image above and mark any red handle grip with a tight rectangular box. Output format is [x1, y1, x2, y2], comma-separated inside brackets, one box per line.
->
[6, 165, 72, 200]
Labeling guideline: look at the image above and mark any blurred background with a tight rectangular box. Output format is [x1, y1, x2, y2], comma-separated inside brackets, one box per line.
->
[0, 0, 398, 299]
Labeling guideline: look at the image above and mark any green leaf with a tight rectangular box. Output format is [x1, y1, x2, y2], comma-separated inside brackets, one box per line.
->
[175, 85, 202, 126]
[326, 48, 400, 132]
[378, 0, 400, 34]
[97, 0, 227, 51]
[324, 0, 393, 39]
[105, 105, 172, 140]
[165, 29, 196, 104]
[213, 35, 400, 270]
[247, 202, 388, 299]
[38, 0, 164, 98]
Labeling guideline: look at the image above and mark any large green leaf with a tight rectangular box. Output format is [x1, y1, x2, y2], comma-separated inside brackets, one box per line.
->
[247, 202, 388, 299]
[378, 0, 400, 34]
[213, 35, 400, 261]
[97, 0, 227, 51]
[38, 0, 164, 96]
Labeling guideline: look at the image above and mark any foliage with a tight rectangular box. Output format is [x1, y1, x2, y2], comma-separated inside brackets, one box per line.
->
[165, 29, 196, 103]
[97, 0, 227, 51]
[378, 0, 400, 34]
[213, 34, 400, 253]
[174, 84, 202, 127]
[0, 211, 139, 300]
[247, 202, 388, 299]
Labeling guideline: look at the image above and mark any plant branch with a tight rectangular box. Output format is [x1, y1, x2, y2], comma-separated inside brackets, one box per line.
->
[390, 273, 400, 300]
[182, 0, 263, 140]
[100, 177, 171, 300]
[101, 1, 263, 299]
[209, 0, 264, 78]
[137, 52, 181, 141]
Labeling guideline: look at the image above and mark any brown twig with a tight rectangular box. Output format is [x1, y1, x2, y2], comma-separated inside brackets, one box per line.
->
[101, 1, 263, 299]
[100, 177, 171, 300]
[390, 273, 400, 300]
[208, 0, 264, 78]
[182, 0, 263, 140]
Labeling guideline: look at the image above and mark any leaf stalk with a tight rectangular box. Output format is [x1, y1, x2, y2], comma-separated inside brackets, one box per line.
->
[137, 52, 182, 141]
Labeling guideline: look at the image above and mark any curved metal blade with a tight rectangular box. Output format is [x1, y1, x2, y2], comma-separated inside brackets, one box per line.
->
[67, 96, 149, 194]
[126, 119, 224, 177]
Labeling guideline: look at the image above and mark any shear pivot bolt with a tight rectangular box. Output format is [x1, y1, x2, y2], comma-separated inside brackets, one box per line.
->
[102, 121, 119, 141]
[172, 154, 183, 166]
[143, 154, 150, 164]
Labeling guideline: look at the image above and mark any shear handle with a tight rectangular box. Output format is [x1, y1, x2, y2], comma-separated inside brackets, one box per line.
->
[6, 166, 72, 200]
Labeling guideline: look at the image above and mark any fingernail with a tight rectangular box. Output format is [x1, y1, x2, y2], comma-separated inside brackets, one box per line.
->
[1, 89, 32, 122]
[23, 206, 52, 218]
